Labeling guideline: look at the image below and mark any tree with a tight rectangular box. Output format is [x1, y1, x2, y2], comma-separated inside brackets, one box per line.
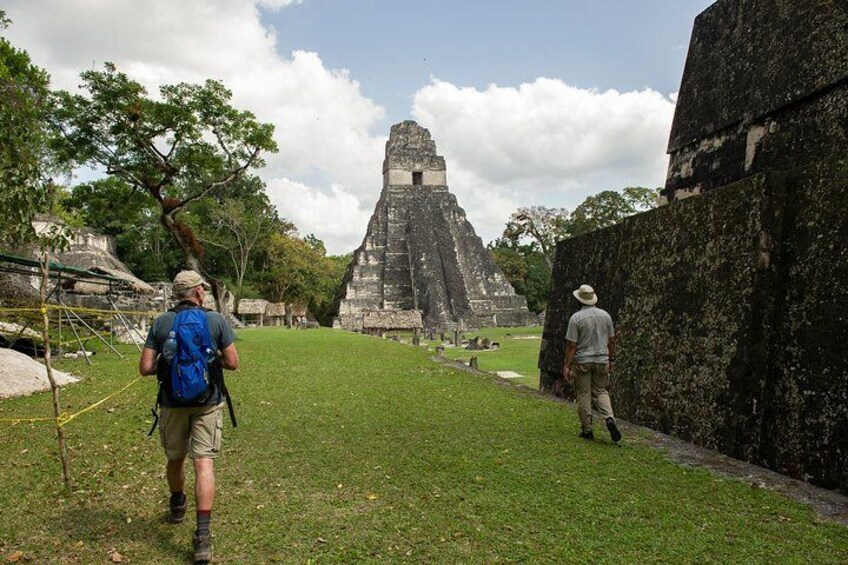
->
[0, 12, 60, 248]
[50, 64, 278, 287]
[489, 238, 551, 313]
[496, 187, 660, 311]
[197, 188, 277, 290]
[262, 233, 325, 304]
[261, 234, 349, 326]
[503, 206, 570, 269]
[570, 187, 658, 236]
[63, 177, 181, 281]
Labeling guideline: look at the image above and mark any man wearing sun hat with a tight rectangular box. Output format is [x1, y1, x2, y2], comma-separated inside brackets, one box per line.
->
[559, 284, 621, 443]
[139, 270, 239, 563]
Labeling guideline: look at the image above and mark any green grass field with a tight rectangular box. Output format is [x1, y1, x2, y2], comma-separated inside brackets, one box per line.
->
[1, 328, 846, 563]
[426, 326, 543, 389]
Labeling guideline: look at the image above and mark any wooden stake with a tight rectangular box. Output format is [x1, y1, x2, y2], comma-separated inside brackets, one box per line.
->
[39, 252, 72, 489]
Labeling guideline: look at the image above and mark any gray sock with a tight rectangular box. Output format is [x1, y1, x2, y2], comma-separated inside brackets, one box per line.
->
[196, 510, 211, 536]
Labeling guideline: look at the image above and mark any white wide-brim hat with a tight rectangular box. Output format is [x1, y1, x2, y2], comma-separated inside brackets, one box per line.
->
[573, 284, 598, 305]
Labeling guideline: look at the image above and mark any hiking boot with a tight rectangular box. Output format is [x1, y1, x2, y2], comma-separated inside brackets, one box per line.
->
[578, 430, 594, 441]
[193, 533, 213, 563]
[168, 495, 187, 524]
[606, 417, 622, 443]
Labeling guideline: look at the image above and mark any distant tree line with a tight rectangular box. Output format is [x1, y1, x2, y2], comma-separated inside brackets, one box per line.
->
[490, 187, 659, 313]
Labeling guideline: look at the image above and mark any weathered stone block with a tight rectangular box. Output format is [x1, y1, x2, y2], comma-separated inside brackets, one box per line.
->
[663, 0, 848, 201]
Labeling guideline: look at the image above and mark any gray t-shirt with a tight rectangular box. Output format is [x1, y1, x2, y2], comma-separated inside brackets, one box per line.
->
[145, 304, 237, 406]
[565, 305, 615, 364]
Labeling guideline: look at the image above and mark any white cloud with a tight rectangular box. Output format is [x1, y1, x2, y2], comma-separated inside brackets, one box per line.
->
[265, 178, 371, 254]
[412, 78, 675, 242]
[4, 2, 677, 256]
[258, 0, 304, 8]
[4, 0, 384, 254]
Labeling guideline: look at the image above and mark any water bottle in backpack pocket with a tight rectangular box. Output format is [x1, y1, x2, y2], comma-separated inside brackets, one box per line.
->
[169, 309, 215, 403]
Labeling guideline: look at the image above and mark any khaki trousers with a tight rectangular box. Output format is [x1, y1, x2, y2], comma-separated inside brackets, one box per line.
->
[572, 363, 614, 432]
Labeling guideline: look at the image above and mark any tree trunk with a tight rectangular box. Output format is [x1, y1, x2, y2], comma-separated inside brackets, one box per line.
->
[160, 210, 231, 314]
[160, 211, 203, 272]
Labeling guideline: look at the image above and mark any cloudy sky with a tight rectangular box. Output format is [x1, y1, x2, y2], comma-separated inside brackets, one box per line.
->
[5, 0, 713, 254]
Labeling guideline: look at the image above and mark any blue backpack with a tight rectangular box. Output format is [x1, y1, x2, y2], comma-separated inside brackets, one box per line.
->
[168, 308, 215, 403]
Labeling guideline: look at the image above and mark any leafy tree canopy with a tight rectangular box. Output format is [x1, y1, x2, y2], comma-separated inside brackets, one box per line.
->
[496, 187, 660, 311]
[50, 63, 278, 277]
[0, 13, 62, 248]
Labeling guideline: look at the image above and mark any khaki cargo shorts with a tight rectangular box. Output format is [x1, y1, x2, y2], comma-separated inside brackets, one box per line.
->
[160, 402, 225, 460]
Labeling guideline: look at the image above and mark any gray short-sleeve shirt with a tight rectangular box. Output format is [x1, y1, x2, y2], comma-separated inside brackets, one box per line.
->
[565, 305, 615, 364]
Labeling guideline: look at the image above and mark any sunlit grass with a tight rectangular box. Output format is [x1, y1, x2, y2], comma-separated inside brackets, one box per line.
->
[0, 327, 845, 563]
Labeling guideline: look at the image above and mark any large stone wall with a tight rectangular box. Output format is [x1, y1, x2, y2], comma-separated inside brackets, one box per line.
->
[663, 0, 848, 201]
[539, 159, 848, 491]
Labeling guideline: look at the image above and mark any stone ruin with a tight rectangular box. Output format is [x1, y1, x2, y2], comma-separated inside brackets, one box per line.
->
[332, 121, 534, 332]
[0, 215, 158, 311]
[662, 0, 847, 202]
[539, 0, 848, 493]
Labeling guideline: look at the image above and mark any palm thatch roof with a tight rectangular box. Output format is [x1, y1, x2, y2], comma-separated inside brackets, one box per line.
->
[290, 302, 308, 317]
[266, 302, 286, 317]
[362, 310, 423, 330]
[237, 299, 269, 315]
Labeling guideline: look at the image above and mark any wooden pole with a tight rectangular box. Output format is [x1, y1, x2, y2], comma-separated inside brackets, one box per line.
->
[39, 253, 72, 489]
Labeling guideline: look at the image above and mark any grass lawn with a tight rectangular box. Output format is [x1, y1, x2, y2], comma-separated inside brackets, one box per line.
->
[1, 327, 846, 563]
[425, 326, 543, 389]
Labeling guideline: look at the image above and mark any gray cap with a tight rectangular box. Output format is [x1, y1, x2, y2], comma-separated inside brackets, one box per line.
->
[172, 270, 211, 293]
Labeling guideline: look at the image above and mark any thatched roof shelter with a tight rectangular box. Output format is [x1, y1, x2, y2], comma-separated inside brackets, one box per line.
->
[362, 310, 423, 331]
[290, 302, 309, 318]
[266, 303, 286, 317]
[237, 299, 269, 315]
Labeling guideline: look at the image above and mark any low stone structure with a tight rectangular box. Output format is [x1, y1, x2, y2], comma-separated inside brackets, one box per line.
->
[361, 309, 423, 337]
[332, 121, 533, 332]
[540, 0, 848, 493]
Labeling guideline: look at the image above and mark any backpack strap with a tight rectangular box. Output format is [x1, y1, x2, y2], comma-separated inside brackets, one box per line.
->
[147, 382, 162, 437]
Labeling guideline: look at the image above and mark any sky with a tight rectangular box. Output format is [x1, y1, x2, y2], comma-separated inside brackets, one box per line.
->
[4, 0, 715, 255]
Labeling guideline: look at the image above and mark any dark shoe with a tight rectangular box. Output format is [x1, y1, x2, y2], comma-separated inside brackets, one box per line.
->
[193, 533, 213, 563]
[168, 496, 187, 524]
[606, 417, 622, 443]
[578, 430, 594, 440]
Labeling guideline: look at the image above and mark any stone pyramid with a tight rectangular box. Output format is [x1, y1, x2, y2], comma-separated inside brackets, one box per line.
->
[332, 121, 533, 331]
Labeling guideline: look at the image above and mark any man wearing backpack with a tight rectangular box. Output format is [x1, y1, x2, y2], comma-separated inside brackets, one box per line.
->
[139, 270, 239, 564]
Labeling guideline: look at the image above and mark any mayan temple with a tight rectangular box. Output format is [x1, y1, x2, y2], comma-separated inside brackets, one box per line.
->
[332, 121, 533, 331]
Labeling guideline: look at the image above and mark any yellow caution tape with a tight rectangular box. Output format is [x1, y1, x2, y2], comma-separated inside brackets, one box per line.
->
[0, 305, 160, 317]
[0, 376, 144, 427]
